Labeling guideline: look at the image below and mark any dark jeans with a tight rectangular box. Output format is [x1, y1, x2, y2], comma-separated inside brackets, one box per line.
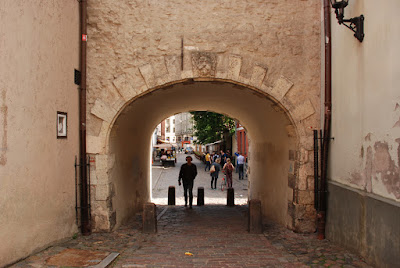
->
[183, 180, 194, 206]
[211, 176, 218, 189]
[238, 164, 244, 179]
[205, 161, 211, 171]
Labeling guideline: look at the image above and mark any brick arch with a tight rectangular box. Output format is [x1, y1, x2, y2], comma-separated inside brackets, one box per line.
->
[88, 52, 317, 232]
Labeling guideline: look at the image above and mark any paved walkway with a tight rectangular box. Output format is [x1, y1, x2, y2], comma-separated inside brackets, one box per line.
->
[10, 154, 372, 267]
[11, 205, 371, 268]
[152, 153, 249, 205]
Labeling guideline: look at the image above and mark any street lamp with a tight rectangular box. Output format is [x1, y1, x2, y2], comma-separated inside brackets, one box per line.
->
[330, 0, 364, 42]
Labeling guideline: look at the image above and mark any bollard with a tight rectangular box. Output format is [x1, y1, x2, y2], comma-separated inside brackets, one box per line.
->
[197, 187, 204, 206]
[143, 202, 157, 233]
[168, 186, 175, 205]
[248, 199, 263, 233]
[227, 188, 235, 207]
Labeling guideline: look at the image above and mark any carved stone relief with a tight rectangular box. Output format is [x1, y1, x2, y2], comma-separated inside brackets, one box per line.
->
[191, 52, 217, 77]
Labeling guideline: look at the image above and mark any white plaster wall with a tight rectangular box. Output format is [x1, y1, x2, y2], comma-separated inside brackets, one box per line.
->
[330, 0, 400, 201]
[0, 1, 80, 266]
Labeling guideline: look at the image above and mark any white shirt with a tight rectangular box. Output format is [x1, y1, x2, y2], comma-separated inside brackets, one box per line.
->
[237, 155, 245, 164]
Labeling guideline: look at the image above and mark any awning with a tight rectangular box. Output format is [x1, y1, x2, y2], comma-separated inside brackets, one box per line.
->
[154, 143, 177, 149]
[204, 140, 223, 146]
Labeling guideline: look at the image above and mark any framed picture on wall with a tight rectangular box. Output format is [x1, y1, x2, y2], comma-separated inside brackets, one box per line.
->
[57, 112, 67, 138]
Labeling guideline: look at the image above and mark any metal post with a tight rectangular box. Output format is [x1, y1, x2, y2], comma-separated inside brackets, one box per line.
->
[197, 187, 204, 206]
[168, 186, 176, 205]
[227, 188, 234, 207]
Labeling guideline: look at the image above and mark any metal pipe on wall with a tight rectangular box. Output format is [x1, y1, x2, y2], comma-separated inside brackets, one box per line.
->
[318, 0, 332, 240]
[79, 0, 91, 235]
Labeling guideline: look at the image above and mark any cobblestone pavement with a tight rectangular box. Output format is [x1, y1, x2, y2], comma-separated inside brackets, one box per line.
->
[11, 204, 372, 268]
[10, 154, 372, 267]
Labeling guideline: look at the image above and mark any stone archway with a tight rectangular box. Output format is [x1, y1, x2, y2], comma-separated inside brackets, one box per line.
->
[87, 52, 318, 233]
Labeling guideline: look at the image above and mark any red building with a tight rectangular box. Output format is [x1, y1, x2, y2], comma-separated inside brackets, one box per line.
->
[236, 122, 249, 158]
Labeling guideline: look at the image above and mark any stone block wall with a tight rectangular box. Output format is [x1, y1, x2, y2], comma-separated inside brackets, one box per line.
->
[85, 0, 322, 232]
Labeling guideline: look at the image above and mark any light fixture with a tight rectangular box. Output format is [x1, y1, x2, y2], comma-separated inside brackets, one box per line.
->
[330, 0, 364, 42]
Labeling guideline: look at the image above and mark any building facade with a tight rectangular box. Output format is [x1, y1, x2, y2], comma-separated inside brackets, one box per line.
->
[235, 122, 249, 158]
[164, 115, 176, 143]
[175, 112, 194, 148]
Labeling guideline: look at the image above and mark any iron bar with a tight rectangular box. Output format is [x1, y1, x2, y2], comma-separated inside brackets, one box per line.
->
[74, 156, 79, 227]
[181, 37, 184, 71]
[87, 156, 91, 222]
[313, 130, 319, 211]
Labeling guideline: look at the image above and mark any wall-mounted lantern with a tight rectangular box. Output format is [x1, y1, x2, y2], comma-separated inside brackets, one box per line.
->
[330, 0, 364, 42]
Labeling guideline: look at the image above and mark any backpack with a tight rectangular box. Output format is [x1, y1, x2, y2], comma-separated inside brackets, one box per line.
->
[210, 164, 216, 173]
[225, 163, 233, 172]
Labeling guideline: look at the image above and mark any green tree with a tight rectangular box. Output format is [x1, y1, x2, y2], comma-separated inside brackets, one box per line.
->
[190, 111, 235, 145]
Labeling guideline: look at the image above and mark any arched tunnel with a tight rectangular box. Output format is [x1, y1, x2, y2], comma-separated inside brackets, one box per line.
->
[106, 80, 298, 229]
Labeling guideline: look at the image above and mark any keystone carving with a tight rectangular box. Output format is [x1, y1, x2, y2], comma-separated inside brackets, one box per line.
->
[191, 52, 217, 77]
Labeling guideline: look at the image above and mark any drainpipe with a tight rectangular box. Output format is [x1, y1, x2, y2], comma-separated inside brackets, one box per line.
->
[318, 0, 332, 240]
[79, 0, 91, 235]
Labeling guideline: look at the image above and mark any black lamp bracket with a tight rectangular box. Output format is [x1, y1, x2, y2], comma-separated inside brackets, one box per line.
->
[341, 15, 364, 42]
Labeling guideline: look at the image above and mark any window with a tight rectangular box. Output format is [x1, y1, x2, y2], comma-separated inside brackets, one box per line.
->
[173, 127, 175, 133]
[166, 137, 170, 141]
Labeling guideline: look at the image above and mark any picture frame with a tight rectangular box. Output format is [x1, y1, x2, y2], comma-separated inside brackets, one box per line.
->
[57, 112, 67, 138]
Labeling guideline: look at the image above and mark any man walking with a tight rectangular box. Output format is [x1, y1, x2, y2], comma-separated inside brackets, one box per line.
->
[178, 156, 197, 208]
[237, 153, 245, 180]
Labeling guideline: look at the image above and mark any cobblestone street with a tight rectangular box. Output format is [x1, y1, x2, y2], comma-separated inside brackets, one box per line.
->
[11, 205, 372, 268]
[10, 153, 372, 267]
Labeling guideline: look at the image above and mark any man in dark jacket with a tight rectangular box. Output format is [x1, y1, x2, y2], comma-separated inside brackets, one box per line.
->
[178, 156, 197, 208]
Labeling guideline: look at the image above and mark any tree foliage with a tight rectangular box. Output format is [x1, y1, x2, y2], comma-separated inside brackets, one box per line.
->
[190, 111, 235, 144]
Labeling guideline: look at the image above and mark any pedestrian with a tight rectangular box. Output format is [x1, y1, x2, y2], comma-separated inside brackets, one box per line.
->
[204, 152, 211, 171]
[223, 158, 234, 188]
[237, 153, 245, 180]
[213, 151, 219, 162]
[234, 152, 239, 173]
[226, 150, 232, 162]
[210, 158, 221, 189]
[220, 150, 226, 167]
[178, 156, 197, 208]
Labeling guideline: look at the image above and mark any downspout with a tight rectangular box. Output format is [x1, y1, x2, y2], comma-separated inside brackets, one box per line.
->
[79, 0, 91, 235]
[318, 0, 332, 240]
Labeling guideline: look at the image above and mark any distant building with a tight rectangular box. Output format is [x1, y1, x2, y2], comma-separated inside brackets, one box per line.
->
[164, 115, 176, 143]
[175, 112, 194, 148]
[155, 116, 176, 144]
[234, 122, 249, 158]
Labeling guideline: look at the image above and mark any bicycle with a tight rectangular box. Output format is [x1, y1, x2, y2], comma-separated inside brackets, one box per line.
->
[220, 176, 227, 191]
